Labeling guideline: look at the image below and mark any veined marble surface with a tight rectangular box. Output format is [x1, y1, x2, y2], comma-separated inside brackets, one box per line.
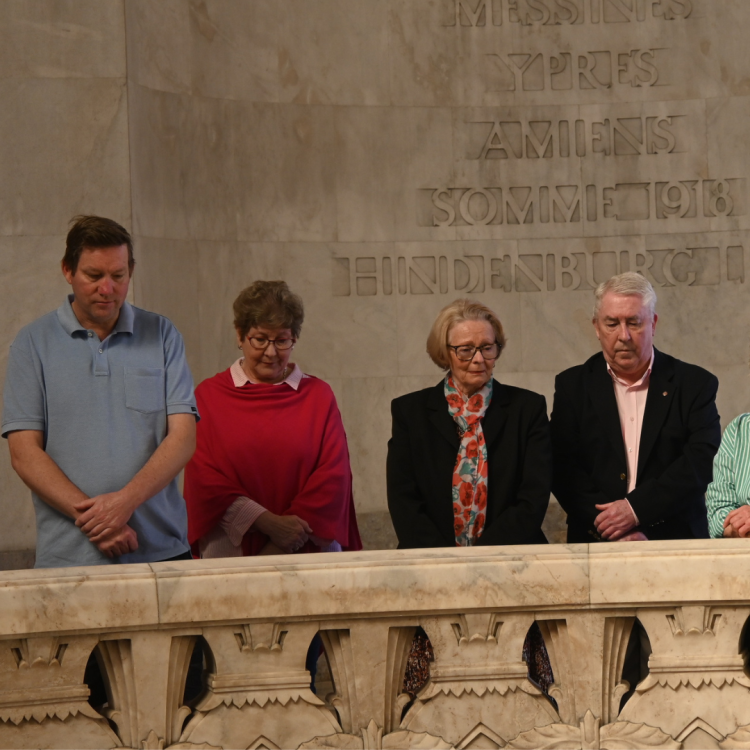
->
[1, 541, 750, 749]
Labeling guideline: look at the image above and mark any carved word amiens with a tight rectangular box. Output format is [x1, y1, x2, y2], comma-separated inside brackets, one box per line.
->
[332, 242, 745, 296]
[447, 0, 692, 26]
[420, 179, 743, 227]
[473, 116, 680, 159]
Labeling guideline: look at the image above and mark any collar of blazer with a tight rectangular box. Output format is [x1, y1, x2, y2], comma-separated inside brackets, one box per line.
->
[426, 377, 512, 451]
[587, 347, 676, 479]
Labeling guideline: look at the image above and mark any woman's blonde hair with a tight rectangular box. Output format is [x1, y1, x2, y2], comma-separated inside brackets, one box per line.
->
[426, 299, 506, 370]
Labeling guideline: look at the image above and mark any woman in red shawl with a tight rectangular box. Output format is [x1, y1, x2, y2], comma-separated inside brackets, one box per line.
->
[184, 280, 361, 559]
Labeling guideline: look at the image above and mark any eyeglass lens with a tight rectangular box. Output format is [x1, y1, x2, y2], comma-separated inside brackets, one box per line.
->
[248, 336, 294, 350]
[454, 344, 499, 360]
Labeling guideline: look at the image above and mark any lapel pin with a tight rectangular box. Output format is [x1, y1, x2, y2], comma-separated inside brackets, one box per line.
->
[663, 391, 668, 396]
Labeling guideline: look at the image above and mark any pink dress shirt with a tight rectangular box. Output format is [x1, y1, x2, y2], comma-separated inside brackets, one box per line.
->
[606, 350, 655, 526]
[198, 359, 341, 558]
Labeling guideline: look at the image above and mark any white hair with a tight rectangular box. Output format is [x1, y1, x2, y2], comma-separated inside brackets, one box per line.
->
[593, 272, 657, 320]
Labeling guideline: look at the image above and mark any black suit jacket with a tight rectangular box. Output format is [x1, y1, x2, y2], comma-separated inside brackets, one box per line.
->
[386, 379, 551, 548]
[550, 349, 720, 542]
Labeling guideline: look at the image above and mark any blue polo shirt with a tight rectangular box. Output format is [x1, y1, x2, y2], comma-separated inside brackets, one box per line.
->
[2, 297, 199, 568]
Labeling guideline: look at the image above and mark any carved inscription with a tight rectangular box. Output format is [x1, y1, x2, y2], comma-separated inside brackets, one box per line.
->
[487, 49, 663, 91]
[472, 115, 681, 159]
[446, 0, 692, 26]
[418, 179, 744, 227]
[332, 240, 746, 297]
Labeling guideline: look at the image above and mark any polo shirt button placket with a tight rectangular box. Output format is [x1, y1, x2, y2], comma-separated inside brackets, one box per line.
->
[94, 338, 109, 376]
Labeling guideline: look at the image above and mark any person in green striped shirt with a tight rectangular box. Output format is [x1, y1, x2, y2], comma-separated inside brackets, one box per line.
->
[706, 414, 750, 538]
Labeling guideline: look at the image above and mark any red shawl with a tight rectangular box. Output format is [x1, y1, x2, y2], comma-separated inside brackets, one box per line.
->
[185, 369, 362, 555]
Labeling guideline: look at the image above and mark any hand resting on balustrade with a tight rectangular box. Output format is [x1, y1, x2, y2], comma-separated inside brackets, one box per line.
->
[594, 499, 648, 541]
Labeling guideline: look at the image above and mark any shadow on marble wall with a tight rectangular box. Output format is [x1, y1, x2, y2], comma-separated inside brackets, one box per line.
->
[359, 497, 568, 551]
[0, 549, 35, 572]
[357, 511, 398, 551]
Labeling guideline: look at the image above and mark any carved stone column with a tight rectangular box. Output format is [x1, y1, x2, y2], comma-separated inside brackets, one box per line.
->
[539, 611, 633, 726]
[620, 606, 750, 747]
[98, 631, 198, 749]
[400, 612, 559, 747]
[320, 619, 415, 735]
[0, 634, 119, 749]
[180, 621, 340, 750]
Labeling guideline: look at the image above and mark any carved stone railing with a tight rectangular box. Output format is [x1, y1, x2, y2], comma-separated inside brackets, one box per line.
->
[1, 541, 750, 749]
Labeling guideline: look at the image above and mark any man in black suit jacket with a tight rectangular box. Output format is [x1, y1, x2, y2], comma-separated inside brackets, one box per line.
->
[550, 272, 721, 543]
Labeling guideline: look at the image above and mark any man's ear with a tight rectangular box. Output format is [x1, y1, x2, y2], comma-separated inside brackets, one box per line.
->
[61, 260, 74, 285]
[652, 313, 658, 334]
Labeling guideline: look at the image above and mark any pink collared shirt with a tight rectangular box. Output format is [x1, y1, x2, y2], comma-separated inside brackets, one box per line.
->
[606, 350, 655, 524]
[199, 360, 341, 558]
[230, 357, 307, 390]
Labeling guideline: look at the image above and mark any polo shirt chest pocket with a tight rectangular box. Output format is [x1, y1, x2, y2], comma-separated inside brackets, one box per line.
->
[124, 367, 166, 414]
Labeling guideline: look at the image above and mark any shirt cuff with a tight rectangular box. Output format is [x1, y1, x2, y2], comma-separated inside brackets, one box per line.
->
[1, 420, 46, 438]
[199, 525, 243, 559]
[626, 500, 639, 526]
[219, 497, 267, 546]
[165, 403, 200, 420]
[309, 535, 342, 553]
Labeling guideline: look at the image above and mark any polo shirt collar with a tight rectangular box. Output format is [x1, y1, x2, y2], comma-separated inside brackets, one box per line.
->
[113, 300, 134, 334]
[57, 294, 134, 337]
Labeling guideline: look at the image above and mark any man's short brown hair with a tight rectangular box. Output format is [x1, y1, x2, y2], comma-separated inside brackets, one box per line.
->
[63, 215, 134, 274]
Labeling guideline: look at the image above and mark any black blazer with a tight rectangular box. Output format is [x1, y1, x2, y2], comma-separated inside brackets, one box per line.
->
[550, 349, 721, 543]
[386, 379, 551, 549]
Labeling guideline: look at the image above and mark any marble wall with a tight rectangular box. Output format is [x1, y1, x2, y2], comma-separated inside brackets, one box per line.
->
[0, 1, 131, 559]
[125, 0, 750, 533]
[1, 0, 750, 558]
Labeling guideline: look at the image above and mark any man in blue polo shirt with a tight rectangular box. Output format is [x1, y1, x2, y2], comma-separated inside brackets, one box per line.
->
[2, 216, 199, 568]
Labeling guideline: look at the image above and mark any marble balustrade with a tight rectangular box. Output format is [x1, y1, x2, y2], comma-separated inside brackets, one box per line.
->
[1, 541, 750, 749]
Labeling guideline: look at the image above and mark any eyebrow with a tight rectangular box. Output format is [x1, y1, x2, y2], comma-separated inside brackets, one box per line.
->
[82, 267, 128, 274]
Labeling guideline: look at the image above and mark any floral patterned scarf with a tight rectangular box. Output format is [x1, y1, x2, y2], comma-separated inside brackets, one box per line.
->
[445, 375, 492, 546]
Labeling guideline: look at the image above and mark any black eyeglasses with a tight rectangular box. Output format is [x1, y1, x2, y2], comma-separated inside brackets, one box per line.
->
[447, 342, 502, 361]
[246, 336, 295, 351]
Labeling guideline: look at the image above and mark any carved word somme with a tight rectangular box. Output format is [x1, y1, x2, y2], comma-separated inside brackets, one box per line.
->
[422, 179, 743, 227]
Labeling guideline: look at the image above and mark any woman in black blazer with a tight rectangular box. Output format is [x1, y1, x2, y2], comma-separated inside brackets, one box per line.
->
[387, 299, 551, 549]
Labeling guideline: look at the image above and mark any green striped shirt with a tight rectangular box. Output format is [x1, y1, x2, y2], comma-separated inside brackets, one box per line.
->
[706, 413, 750, 538]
